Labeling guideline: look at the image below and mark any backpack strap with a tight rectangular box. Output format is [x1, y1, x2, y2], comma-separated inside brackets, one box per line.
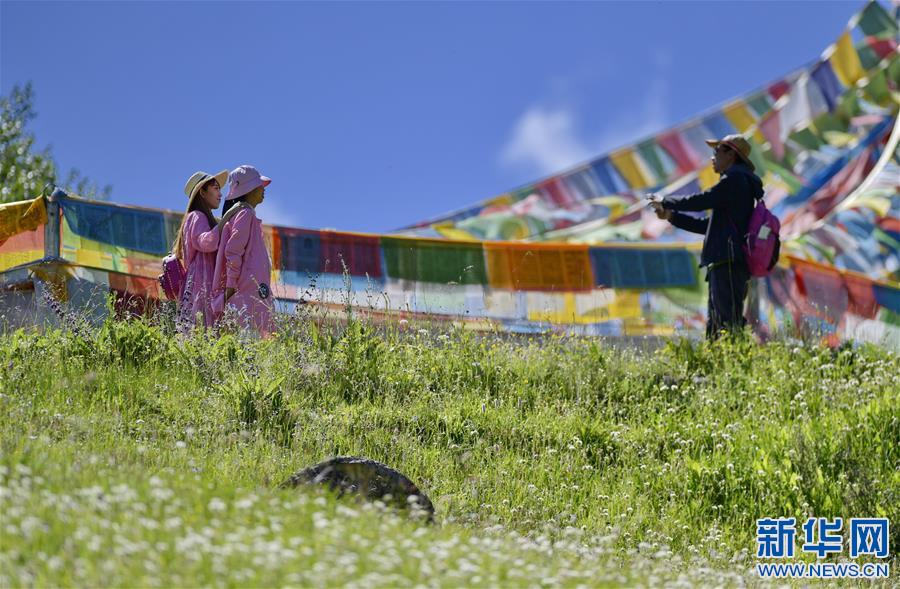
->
[219, 201, 252, 226]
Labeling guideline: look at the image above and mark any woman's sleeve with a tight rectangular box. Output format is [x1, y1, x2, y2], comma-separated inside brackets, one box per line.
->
[224, 210, 252, 289]
[186, 213, 220, 253]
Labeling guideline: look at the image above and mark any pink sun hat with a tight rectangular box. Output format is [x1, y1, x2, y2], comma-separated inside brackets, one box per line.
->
[225, 165, 272, 200]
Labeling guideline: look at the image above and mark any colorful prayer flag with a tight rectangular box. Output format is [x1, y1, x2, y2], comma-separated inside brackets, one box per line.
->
[702, 112, 738, 139]
[861, 68, 891, 105]
[759, 112, 785, 160]
[854, 0, 899, 38]
[778, 74, 828, 142]
[697, 163, 719, 191]
[563, 168, 600, 202]
[722, 100, 767, 144]
[589, 247, 697, 289]
[610, 149, 654, 189]
[636, 140, 672, 182]
[723, 100, 756, 131]
[810, 60, 844, 112]
[486, 242, 593, 291]
[658, 131, 703, 174]
[0, 197, 48, 245]
[319, 231, 383, 277]
[381, 236, 488, 285]
[747, 92, 773, 118]
[768, 79, 791, 101]
[680, 124, 716, 159]
[537, 177, 578, 208]
[829, 32, 865, 87]
[588, 157, 628, 194]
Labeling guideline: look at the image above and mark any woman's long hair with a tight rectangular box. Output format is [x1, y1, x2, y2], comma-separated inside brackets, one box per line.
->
[172, 182, 219, 261]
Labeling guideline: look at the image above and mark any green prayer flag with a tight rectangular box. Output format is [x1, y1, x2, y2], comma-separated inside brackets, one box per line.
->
[381, 237, 488, 285]
[788, 126, 824, 152]
[836, 91, 861, 121]
[888, 56, 900, 86]
[746, 92, 772, 118]
[636, 141, 668, 182]
[862, 68, 890, 105]
[856, 0, 898, 37]
[874, 228, 900, 253]
[881, 308, 900, 328]
[855, 43, 882, 71]
[813, 112, 844, 134]
[512, 186, 536, 202]
[763, 158, 804, 193]
[745, 137, 768, 174]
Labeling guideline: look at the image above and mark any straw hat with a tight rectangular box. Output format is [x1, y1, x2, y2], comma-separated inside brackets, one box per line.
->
[184, 170, 229, 201]
[705, 134, 755, 171]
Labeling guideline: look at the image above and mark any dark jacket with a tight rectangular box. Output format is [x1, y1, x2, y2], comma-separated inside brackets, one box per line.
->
[662, 162, 763, 267]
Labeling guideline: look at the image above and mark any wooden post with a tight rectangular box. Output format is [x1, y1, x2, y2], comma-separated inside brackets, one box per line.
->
[43, 187, 65, 260]
[34, 187, 69, 309]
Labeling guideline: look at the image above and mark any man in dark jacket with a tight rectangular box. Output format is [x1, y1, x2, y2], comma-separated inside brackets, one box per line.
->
[651, 134, 763, 339]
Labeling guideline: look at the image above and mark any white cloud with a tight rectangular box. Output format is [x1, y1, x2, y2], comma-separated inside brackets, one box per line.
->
[500, 72, 670, 178]
[500, 106, 593, 177]
[257, 194, 303, 228]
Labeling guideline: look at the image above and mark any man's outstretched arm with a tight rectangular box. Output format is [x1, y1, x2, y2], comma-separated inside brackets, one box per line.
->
[662, 173, 740, 212]
[669, 212, 709, 235]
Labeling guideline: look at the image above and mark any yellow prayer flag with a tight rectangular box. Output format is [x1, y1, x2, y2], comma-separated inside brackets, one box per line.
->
[433, 223, 477, 241]
[483, 193, 514, 207]
[624, 317, 675, 336]
[722, 101, 766, 144]
[592, 196, 628, 220]
[609, 290, 642, 319]
[0, 196, 48, 243]
[829, 32, 864, 87]
[698, 163, 719, 190]
[841, 194, 892, 217]
[723, 101, 755, 131]
[526, 292, 580, 324]
[610, 149, 654, 189]
[822, 130, 857, 147]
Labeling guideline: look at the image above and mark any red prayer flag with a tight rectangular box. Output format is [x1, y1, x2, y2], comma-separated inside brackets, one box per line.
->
[657, 131, 702, 174]
[844, 274, 879, 319]
[320, 231, 383, 277]
[865, 36, 897, 61]
[537, 177, 578, 208]
[793, 263, 849, 324]
[758, 112, 784, 160]
[877, 218, 900, 232]
[768, 80, 791, 102]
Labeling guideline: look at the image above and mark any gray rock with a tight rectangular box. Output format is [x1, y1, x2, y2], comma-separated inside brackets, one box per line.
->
[283, 456, 435, 521]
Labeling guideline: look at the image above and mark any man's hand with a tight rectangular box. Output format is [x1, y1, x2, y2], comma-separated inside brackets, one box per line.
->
[225, 287, 236, 302]
[650, 201, 673, 221]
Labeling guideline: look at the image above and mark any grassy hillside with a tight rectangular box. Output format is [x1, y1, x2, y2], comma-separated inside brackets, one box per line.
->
[1, 313, 898, 586]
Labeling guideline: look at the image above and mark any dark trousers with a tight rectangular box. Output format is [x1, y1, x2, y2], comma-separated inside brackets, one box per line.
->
[705, 261, 750, 340]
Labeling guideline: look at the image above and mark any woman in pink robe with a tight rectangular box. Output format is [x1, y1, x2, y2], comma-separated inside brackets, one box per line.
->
[212, 165, 275, 336]
[172, 170, 228, 329]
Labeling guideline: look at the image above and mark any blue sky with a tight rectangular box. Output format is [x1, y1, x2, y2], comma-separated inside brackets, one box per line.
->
[2, 1, 861, 232]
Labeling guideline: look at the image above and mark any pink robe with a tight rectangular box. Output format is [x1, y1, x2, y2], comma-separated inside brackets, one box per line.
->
[179, 211, 221, 328]
[211, 206, 274, 335]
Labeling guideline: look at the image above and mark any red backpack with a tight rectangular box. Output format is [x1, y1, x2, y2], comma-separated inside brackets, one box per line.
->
[158, 253, 186, 301]
[740, 199, 781, 277]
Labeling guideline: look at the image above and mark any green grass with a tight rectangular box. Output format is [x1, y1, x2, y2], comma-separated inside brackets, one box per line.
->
[1, 312, 898, 586]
